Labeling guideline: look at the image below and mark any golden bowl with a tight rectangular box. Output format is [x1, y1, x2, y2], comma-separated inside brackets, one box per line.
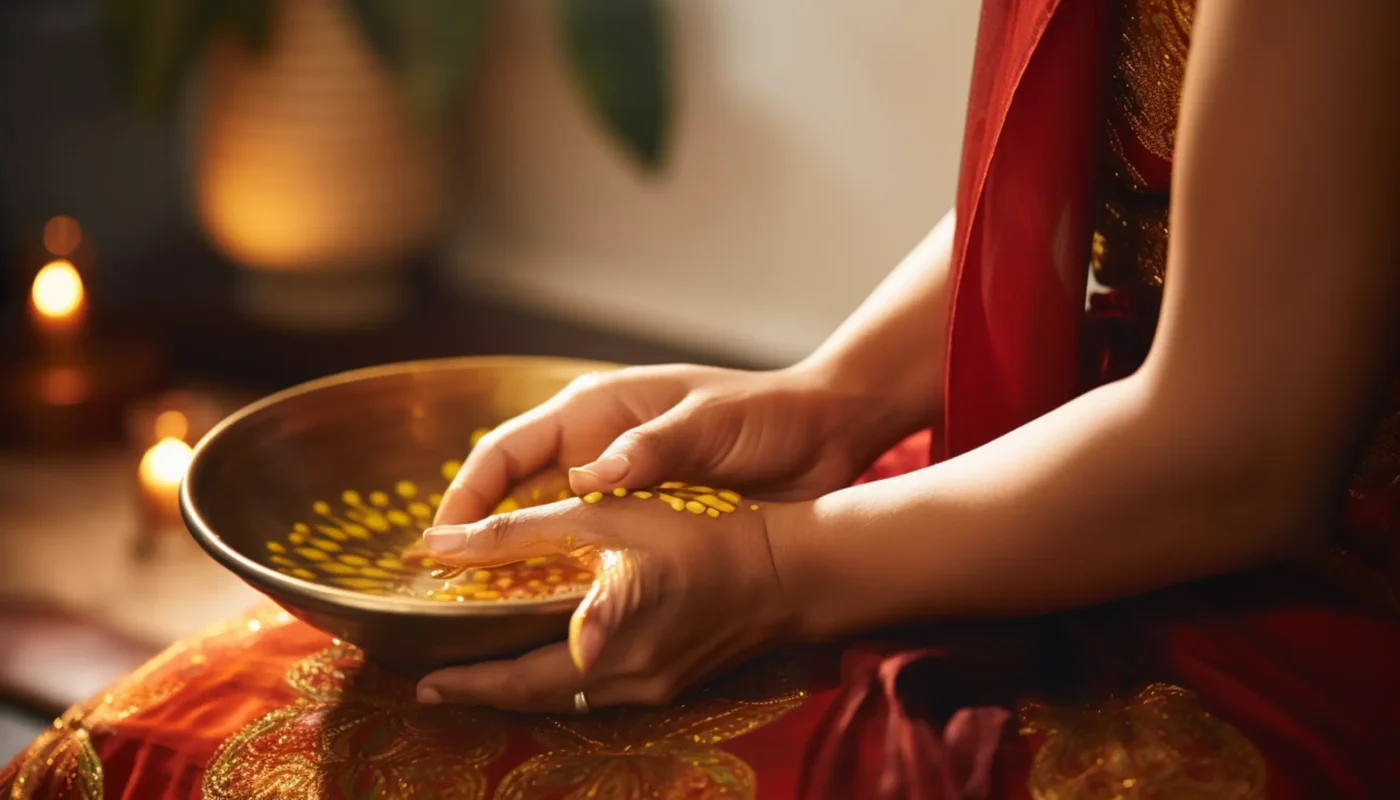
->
[181, 356, 616, 671]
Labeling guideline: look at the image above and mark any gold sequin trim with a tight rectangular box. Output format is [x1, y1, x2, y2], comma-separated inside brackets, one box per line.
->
[1020, 683, 1265, 800]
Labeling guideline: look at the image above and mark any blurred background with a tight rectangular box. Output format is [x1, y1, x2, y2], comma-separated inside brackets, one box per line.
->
[0, 0, 975, 758]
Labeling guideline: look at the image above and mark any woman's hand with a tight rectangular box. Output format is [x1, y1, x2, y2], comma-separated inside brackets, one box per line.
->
[434, 363, 913, 527]
[415, 491, 799, 711]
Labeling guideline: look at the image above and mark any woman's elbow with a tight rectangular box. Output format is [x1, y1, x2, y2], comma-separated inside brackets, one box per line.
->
[1141, 374, 1336, 565]
[1208, 424, 1338, 563]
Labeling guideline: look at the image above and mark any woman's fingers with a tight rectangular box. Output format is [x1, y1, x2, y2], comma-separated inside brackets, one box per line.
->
[569, 549, 644, 672]
[423, 504, 596, 566]
[568, 400, 727, 495]
[416, 642, 668, 713]
[417, 558, 675, 713]
[418, 643, 579, 711]
[434, 407, 563, 526]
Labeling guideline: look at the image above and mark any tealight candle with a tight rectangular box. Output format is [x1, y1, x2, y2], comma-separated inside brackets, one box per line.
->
[0, 217, 164, 449]
[139, 433, 193, 526]
[126, 391, 243, 558]
[29, 258, 87, 353]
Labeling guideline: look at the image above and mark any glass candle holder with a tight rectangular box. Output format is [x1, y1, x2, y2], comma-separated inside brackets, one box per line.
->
[126, 389, 239, 558]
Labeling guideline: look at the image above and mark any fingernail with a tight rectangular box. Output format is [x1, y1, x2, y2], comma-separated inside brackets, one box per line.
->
[422, 527, 466, 554]
[417, 685, 442, 705]
[568, 613, 603, 674]
[577, 454, 630, 483]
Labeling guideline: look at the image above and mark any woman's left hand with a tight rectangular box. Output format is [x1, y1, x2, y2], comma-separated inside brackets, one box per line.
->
[414, 491, 799, 712]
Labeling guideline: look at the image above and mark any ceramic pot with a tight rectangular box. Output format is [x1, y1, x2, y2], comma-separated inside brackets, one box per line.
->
[194, 0, 446, 330]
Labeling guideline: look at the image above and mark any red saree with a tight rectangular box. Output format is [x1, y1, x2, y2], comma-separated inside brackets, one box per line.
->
[7, 1, 1400, 798]
[806, 0, 1400, 798]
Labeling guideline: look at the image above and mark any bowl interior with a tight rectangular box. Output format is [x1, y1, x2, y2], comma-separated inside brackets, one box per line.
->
[183, 357, 612, 609]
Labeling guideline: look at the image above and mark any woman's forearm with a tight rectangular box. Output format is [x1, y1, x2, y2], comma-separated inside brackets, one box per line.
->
[768, 369, 1315, 641]
[774, 0, 1400, 643]
[796, 209, 956, 437]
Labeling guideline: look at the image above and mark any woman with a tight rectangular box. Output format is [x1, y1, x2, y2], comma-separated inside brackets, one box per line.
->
[417, 0, 1400, 796]
[5, 1, 1398, 798]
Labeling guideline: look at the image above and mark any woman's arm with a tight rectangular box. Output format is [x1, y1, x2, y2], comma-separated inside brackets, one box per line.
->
[771, 0, 1400, 640]
[796, 209, 956, 437]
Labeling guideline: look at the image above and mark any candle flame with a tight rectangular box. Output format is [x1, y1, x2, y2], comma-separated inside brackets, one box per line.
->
[140, 437, 194, 488]
[31, 260, 85, 320]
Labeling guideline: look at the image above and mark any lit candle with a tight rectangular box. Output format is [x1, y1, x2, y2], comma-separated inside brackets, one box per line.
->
[30, 258, 87, 349]
[138, 422, 194, 528]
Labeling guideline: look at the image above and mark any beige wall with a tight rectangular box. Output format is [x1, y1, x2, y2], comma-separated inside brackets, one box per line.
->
[446, 1, 979, 366]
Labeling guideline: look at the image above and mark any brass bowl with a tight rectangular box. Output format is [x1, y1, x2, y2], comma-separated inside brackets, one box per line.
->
[181, 356, 615, 670]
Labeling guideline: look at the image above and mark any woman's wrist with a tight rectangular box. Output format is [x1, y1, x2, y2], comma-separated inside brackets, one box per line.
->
[761, 498, 842, 644]
[783, 355, 935, 457]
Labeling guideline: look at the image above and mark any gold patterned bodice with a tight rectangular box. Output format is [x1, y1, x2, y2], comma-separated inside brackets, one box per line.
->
[1089, 0, 1400, 594]
[1090, 0, 1192, 296]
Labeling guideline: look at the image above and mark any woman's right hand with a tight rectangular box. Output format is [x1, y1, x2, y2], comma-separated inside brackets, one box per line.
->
[434, 362, 917, 526]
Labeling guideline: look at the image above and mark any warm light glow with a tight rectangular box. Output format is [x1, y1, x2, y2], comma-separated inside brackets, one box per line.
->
[43, 216, 82, 256]
[140, 437, 194, 489]
[154, 410, 190, 441]
[36, 366, 88, 406]
[31, 260, 85, 319]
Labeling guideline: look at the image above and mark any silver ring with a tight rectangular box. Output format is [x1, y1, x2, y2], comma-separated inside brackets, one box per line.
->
[572, 690, 590, 714]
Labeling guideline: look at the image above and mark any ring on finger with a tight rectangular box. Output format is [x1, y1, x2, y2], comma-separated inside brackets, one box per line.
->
[573, 690, 590, 714]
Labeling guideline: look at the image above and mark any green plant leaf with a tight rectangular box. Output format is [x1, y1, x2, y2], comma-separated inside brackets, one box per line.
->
[557, 0, 673, 171]
[100, 0, 201, 111]
[100, 0, 273, 111]
[217, 0, 275, 53]
[345, 0, 493, 129]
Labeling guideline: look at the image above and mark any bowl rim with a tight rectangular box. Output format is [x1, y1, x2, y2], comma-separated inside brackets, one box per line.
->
[180, 355, 619, 618]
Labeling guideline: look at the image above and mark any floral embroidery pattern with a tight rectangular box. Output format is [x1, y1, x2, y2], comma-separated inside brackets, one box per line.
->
[496, 655, 807, 800]
[1020, 683, 1265, 800]
[204, 643, 505, 800]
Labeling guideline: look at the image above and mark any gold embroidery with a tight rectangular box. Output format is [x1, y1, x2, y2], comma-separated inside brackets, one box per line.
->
[284, 641, 383, 703]
[0, 605, 292, 800]
[497, 656, 807, 800]
[6, 711, 102, 800]
[1091, 180, 1170, 292]
[1020, 683, 1265, 800]
[1092, 0, 1195, 296]
[204, 701, 505, 800]
[205, 644, 506, 800]
[1113, 0, 1195, 166]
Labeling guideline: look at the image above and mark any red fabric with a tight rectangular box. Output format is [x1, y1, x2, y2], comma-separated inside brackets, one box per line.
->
[812, 0, 1400, 797]
[942, 0, 1109, 461]
[0, 608, 853, 799]
[800, 638, 1023, 800]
